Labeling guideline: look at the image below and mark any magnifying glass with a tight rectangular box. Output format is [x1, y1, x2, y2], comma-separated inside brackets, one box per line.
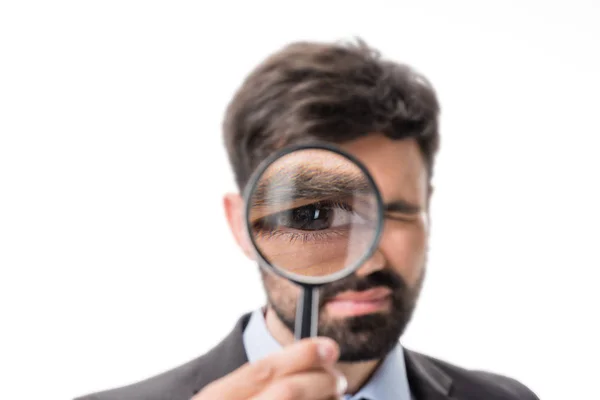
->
[243, 143, 384, 340]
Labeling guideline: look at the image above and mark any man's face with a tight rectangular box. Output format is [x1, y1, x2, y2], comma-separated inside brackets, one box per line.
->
[225, 133, 430, 361]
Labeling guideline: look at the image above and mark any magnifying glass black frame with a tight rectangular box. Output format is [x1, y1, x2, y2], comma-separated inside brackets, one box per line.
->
[243, 142, 384, 339]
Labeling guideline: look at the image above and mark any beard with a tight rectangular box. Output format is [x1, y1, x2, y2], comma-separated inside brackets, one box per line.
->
[261, 266, 425, 362]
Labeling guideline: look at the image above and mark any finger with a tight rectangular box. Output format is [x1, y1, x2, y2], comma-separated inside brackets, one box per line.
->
[199, 337, 339, 399]
[252, 370, 347, 400]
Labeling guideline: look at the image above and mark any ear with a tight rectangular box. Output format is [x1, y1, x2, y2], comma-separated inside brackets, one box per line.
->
[223, 192, 255, 260]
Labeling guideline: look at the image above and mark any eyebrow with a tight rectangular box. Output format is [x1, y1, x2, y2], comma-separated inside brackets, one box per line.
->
[250, 167, 373, 207]
[249, 166, 423, 219]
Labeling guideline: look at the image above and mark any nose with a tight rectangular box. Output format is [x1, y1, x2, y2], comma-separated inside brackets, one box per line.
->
[355, 248, 386, 277]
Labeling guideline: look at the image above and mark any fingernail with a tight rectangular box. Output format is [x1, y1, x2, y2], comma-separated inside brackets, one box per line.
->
[317, 340, 337, 363]
[335, 371, 348, 396]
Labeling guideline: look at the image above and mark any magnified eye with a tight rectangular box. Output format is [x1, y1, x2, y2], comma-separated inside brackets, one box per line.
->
[254, 200, 356, 234]
[282, 201, 349, 230]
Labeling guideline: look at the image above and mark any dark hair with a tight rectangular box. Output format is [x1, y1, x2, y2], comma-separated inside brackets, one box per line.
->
[222, 38, 440, 191]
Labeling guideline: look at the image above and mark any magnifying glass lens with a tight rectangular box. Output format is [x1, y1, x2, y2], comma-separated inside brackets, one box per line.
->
[247, 148, 381, 278]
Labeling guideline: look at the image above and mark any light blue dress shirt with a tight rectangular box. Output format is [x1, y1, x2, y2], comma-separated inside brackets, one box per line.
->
[242, 309, 412, 400]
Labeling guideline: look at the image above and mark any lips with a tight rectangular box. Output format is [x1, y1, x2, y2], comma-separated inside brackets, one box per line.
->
[330, 287, 392, 301]
[324, 287, 392, 317]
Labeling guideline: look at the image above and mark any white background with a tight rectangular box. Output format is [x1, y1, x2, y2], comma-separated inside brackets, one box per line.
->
[1, 1, 599, 399]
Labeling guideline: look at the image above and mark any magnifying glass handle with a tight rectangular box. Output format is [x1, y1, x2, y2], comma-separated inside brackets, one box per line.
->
[295, 286, 320, 340]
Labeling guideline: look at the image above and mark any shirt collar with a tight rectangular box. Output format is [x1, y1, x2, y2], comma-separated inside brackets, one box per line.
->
[242, 309, 412, 400]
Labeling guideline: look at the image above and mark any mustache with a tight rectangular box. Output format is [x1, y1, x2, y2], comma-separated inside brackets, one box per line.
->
[318, 269, 406, 305]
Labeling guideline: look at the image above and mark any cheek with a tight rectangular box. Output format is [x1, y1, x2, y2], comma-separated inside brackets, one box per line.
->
[380, 222, 427, 286]
[263, 271, 301, 309]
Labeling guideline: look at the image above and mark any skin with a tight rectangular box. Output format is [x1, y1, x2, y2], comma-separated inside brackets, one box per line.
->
[221, 133, 431, 396]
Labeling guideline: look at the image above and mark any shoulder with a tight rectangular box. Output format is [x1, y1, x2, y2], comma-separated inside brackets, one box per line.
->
[407, 350, 540, 400]
[73, 355, 207, 400]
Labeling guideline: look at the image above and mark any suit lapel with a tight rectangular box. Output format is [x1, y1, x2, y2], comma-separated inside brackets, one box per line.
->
[404, 350, 453, 400]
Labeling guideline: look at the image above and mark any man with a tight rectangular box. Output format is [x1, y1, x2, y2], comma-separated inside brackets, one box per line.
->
[76, 39, 539, 400]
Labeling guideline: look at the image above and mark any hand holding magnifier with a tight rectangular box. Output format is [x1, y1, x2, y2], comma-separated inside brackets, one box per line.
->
[244, 144, 384, 340]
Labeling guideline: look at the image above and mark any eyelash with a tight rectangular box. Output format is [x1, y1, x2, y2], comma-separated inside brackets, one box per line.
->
[256, 229, 349, 244]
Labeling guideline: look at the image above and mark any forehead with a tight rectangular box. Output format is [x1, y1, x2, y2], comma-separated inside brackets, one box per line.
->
[338, 134, 428, 204]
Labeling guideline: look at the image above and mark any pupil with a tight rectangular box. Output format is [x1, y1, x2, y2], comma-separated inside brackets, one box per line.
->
[288, 204, 331, 230]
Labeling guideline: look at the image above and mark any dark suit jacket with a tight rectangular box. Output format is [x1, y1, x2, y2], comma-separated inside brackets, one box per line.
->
[75, 313, 539, 400]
